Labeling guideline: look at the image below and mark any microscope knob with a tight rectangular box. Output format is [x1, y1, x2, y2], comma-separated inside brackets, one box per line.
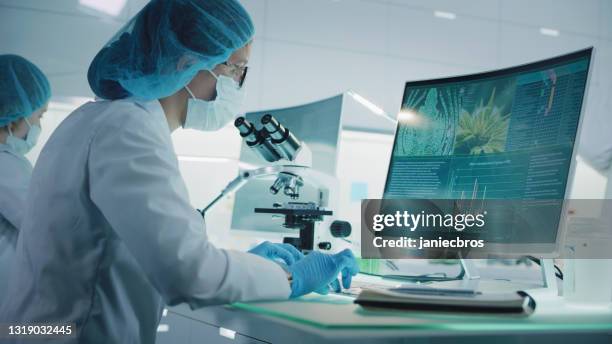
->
[318, 242, 332, 250]
[330, 220, 351, 238]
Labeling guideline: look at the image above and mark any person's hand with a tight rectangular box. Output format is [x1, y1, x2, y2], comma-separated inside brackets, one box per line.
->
[248, 241, 304, 266]
[288, 249, 359, 298]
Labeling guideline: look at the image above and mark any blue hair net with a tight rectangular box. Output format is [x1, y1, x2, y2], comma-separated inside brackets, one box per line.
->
[88, 0, 254, 101]
[0, 55, 51, 127]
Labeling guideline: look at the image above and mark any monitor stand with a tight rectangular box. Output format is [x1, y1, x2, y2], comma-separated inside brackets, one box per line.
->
[457, 258, 480, 290]
[538, 258, 559, 295]
[457, 257, 559, 295]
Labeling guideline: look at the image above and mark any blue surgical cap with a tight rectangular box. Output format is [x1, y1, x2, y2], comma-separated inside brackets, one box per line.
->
[0, 55, 51, 127]
[88, 0, 254, 101]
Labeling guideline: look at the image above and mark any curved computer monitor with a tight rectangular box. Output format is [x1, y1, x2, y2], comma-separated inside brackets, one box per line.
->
[383, 48, 593, 257]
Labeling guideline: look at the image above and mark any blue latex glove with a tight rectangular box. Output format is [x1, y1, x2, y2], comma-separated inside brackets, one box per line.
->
[248, 241, 304, 266]
[288, 249, 359, 298]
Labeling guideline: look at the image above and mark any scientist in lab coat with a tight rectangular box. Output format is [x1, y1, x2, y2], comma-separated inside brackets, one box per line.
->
[579, 82, 612, 198]
[0, 54, 50, 297]
[0, 1, 358, 343]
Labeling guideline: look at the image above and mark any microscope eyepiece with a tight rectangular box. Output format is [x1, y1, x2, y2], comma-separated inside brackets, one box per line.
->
[261, 114, 283, 137]
[237, 113, 302, 162]
[234, 117, 245, 126]
[235, 116, 281, 162]
[234, 117, 254, 137]
[260, 114, 301, 161]
[261, 114, 273, 124]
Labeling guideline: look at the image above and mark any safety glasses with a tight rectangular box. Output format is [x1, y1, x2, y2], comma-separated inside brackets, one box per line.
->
[221, 61, 248, 88]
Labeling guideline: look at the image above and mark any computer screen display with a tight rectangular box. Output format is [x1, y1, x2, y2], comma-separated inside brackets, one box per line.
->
[383, 49, 592, 246]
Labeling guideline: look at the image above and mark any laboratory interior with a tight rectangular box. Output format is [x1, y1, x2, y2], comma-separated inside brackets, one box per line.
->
[1, 0, 612, 343]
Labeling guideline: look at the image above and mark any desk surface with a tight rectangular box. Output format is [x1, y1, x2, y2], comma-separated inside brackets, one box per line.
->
[170, 273, 612, 343]
[229, 287, 612, 332]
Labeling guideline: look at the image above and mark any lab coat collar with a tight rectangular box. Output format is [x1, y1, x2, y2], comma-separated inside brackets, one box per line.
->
[0, 143, 11, 153]
[0, 143, 29, 163]
[133, 99, 172, 134]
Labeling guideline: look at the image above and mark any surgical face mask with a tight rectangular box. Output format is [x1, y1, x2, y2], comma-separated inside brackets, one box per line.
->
[183, 71, 246, 132]
[6, 118, 41, 155]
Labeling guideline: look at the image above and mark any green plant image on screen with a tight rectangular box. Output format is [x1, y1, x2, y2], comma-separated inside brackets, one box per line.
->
[395, 77, 516, 158]
[453, 88, 510, 155]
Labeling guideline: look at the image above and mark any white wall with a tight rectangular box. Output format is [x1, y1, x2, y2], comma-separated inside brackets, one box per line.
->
[2, 0, 611, 216]
[2, 1, 609, 114]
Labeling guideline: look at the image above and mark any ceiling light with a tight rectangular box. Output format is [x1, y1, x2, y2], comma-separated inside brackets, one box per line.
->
[347, 91, 384, 115]
[540, 27, 560, 37]
[347, 90, 396, 123]
[434, 11, 457, 20]
[79, 0, 127, 17]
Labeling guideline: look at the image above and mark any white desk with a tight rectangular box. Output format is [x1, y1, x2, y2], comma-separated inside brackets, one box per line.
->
[157, 267, 612, 344]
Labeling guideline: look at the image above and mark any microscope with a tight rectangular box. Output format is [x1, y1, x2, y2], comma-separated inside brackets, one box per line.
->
[201, 114, 351, 252]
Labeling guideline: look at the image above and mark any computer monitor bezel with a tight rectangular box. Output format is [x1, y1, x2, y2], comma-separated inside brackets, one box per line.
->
[383, 47, 595, 258]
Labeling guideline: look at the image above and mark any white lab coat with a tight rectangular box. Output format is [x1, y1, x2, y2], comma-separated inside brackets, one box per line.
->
[0, 145, 32, 298]
[0, 99, 290, 344]
[577, 80, 612, 168]
[577, 88, 612, 197]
